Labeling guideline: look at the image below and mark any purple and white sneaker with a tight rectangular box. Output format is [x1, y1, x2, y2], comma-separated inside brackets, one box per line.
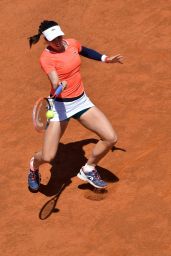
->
[28, 170, 41, 191]
[77, 167, 108, 188]
[28, 157, 41, 192]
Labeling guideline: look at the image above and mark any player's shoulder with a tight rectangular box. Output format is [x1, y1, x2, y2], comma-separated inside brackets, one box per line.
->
[65, 38, 82, 52]
[40, 49, 50, 61]
[39, 49, 52, 66]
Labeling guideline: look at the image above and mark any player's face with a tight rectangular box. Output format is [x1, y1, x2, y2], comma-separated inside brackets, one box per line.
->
[48, 36, 65, 52]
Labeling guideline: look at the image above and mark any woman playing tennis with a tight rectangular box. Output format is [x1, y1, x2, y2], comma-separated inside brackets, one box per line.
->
[28, 20, 124, 191]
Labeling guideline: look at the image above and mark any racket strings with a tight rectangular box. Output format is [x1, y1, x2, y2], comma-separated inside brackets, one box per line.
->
[33, 98, 50, 131]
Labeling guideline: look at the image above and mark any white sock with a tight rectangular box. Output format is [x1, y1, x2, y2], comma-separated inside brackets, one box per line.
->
[30, 157, 36, 171]
[83, 163, 96, 173]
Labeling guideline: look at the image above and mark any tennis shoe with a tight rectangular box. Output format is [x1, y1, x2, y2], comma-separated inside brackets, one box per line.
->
[28, 170, 41, 192]
[77, 167, 108, 188]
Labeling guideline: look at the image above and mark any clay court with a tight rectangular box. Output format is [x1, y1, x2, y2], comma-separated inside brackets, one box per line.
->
[0, 0, 171, 255]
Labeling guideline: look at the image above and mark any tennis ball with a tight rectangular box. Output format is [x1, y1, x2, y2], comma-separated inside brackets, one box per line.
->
[46, 110, 54, 119]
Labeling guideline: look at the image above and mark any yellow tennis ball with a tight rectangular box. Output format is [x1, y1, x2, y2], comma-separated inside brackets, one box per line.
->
[46, 110, 54, 119]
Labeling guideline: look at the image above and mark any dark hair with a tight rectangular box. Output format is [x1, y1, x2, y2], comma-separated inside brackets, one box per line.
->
[28, 20, 59, 48]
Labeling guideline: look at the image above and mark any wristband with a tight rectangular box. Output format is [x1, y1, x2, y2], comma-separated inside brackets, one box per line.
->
[101, 54, 108, 62]
[54, 83, 63, 96]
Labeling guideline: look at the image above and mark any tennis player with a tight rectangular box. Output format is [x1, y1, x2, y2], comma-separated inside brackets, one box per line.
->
[28, 20, 124, 191]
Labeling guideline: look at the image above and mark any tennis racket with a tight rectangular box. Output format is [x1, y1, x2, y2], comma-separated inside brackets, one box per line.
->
[32, 84, 64, 132]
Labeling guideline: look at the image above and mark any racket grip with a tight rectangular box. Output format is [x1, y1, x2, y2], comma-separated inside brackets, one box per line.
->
[54, 83, 63, 96]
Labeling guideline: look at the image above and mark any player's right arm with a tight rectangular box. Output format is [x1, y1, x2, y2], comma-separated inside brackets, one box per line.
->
[40, 52, 67, 91]
[40, 54, 67, 92]
[47, 70, 60, 90]
[47, 70, 67, 91]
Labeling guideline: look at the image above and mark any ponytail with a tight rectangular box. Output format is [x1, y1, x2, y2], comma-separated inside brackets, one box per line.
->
[28, 20, 59, 48]
[28, 33, 41, 48]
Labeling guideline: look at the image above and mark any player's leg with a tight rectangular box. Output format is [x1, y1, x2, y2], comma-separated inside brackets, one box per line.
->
[77, 106, 117, 188]
[79, 106, 117, 164]
[34, 120, 69, 166]
[28, 120, 69, 191]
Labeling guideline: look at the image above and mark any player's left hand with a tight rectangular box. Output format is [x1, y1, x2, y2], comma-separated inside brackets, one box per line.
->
[106, 54, 124, 64]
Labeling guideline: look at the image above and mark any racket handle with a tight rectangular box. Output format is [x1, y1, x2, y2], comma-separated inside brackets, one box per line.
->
[54, 83, 63, 96]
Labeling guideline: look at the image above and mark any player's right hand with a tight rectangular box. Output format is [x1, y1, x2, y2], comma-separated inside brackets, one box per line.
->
[61, 80, 67, 90]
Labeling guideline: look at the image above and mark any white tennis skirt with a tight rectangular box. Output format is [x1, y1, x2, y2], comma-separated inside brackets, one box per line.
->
[48, 93, 95, 121]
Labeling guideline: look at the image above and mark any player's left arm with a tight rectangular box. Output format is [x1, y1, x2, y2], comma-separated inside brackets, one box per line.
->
[79, 46, 124, 64]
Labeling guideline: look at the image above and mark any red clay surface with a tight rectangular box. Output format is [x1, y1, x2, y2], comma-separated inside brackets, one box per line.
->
[1, 0, 171, 255]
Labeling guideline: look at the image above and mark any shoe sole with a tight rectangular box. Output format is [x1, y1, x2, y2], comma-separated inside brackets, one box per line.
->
[77, 170, 107, 189]
[28, 186, 39, 193]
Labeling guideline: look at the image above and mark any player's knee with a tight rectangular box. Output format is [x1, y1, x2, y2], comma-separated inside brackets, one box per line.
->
[106, 133, 118, 147]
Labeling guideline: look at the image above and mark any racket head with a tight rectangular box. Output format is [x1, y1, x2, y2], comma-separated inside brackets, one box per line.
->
[32, 97, 51, 132]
